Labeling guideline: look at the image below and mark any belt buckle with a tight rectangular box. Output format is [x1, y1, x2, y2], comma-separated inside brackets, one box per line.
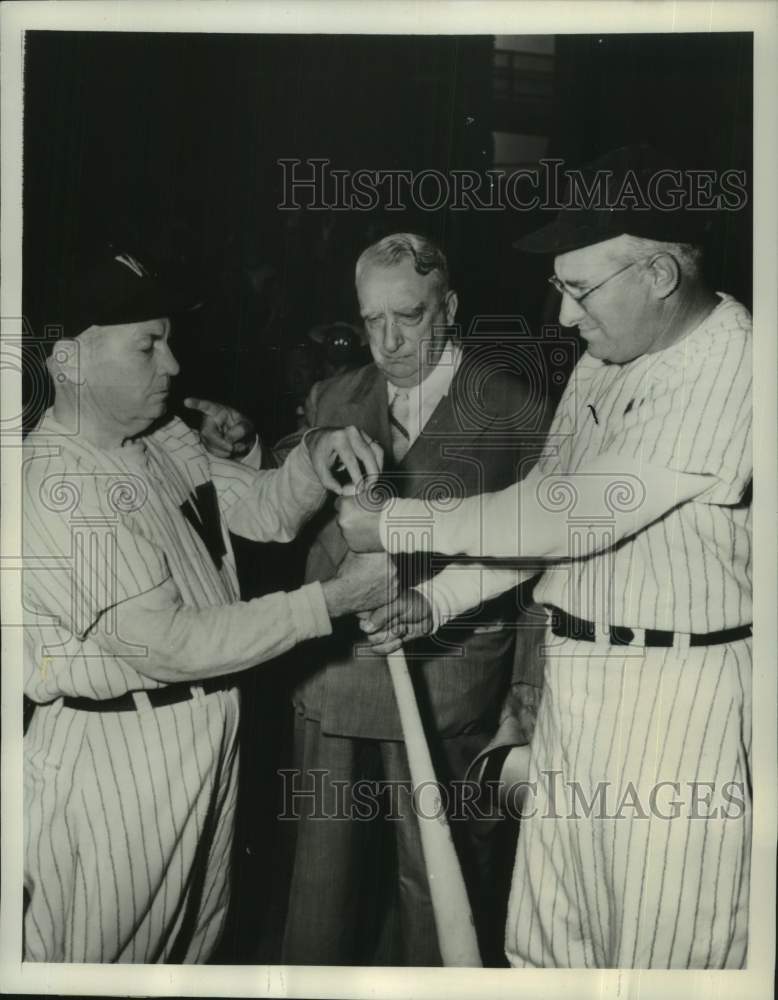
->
[607, 624, 646, 648]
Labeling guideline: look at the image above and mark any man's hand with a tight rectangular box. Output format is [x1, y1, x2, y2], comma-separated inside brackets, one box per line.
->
[305, 426, 383, 494]
[358, 590, 434, 654]
[335, 493, 385, 552]
[321, 551, 398, 619]
[184, 397, 257, 460]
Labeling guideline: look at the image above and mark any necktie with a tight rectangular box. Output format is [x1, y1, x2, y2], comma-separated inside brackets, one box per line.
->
[389, 388, 411, 462]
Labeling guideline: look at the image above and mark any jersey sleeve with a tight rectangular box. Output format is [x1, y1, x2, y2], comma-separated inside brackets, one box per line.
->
[23, 459, 171, 641]
[208, 440, 326, 543]
[413, 564, 527, 631]
[151, 415, 325, 543]
[602, 324, 751, 506]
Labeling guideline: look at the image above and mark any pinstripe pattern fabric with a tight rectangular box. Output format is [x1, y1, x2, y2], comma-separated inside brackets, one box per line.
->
[503, 295, 753, 969]
[535, 294, 752, 632]
[505, 635, 751, 968]
[23, 414, 242, 702]
[24, 688, 239, 962]
[21, 411, 321, 963]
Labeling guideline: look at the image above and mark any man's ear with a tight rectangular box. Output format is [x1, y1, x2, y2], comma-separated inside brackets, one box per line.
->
[46, 337, 85, 386]
[444, 289, 459, 325]
[647, 253, 681, 299]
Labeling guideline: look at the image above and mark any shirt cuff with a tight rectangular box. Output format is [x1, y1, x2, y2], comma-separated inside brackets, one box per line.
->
[411, 581, 449, 633]
[293, 430, 327, 487]
[287, 581, 332, 641]
[240, 435, 263, 471]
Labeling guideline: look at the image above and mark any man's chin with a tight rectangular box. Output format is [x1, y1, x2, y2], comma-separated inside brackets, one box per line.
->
[146, 395, 170, 417]
[378, 363, 418, 384]
[140, 400, 173, 435]
[582, 336, 612, 359]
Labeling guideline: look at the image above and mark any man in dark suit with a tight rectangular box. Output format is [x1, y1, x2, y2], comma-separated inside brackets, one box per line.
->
[275, 233, 547, 966]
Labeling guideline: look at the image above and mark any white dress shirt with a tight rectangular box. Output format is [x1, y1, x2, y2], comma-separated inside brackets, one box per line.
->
[385, 339, 461, 449]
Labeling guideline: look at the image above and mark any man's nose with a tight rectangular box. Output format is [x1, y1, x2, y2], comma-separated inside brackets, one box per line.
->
[382, 320, 403, 353]
[558, 291, 586, 328]
[160, 343, 180, 377]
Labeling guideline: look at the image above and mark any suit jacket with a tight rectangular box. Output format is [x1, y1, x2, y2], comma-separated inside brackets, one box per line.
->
[291, 347, 547, 741]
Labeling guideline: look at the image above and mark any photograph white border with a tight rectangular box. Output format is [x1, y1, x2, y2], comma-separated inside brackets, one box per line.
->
[2, 2, 776, 997]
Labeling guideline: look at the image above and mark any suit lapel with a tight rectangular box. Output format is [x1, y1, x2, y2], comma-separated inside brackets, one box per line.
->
[339, 367, 392, 457]
[397, 364, 497, 498]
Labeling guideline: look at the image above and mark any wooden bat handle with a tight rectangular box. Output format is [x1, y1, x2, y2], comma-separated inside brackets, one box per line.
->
[386, 648, 483, 967]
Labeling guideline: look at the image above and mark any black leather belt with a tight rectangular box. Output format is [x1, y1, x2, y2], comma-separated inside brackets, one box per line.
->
[548, 606, 752, 648]
[63, 676, 236, 713]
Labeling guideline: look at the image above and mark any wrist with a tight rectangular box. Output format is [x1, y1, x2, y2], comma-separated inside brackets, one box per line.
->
[321, 577, 348, 619]
[381, 499, 432, 555]
[288, 582, 332, 639]
[411, 583, 444, 633]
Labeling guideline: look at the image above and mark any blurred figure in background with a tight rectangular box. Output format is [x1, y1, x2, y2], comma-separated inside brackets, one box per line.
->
[307, 321, 369, 382]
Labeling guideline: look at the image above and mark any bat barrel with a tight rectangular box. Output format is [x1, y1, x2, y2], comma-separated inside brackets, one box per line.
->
[386, 649, 483, 967]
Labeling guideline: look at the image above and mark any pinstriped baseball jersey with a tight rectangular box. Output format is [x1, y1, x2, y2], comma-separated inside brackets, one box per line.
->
[381, 293, 753, 968]
[22, 410, 329, 963]
[23, 412, 327, 702]
[503, 294, 753, 969]
[534, 294, 752, 631]
[23, 413, 239, 701]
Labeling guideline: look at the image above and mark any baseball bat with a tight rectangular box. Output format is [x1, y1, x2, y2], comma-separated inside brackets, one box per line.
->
[386, 647, 483, 967]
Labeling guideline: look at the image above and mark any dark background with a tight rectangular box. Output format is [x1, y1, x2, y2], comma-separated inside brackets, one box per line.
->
[23, 31, 752, 437]
[20, 30, 753, 964]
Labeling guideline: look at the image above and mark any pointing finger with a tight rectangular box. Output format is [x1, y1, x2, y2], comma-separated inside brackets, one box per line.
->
[183, 397, 224, 418]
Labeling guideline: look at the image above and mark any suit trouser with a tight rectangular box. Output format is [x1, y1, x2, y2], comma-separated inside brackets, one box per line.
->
[505, 635, 751, 968]
[281, 713, 505, 966]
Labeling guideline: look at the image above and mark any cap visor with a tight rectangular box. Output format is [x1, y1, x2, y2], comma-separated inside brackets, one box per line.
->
[513, 219, 613, 254]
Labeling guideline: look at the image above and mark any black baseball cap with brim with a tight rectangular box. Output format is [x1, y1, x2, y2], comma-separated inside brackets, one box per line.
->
[64, 246, 202, 339]
[515, 144, 714, 254]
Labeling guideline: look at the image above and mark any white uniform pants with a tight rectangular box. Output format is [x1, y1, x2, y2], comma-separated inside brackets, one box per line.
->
[24, 686, 240, 963]
[506, 635, 751, 969]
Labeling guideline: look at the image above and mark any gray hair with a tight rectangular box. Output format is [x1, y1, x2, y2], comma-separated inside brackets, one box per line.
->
[355, 232, 449, 293]
[615, 234, 704, 279]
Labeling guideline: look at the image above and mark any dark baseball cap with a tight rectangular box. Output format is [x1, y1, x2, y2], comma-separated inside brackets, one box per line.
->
[64, 245, 201, 338]
[515, 144, 714, 254]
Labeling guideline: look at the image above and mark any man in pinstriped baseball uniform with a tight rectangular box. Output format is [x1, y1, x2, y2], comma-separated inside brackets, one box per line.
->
[22, 247, 396, 963]
[339, 145, 752, 968]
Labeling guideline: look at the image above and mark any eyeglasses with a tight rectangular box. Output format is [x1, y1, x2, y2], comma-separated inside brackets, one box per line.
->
[548, 260, 639, 305]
